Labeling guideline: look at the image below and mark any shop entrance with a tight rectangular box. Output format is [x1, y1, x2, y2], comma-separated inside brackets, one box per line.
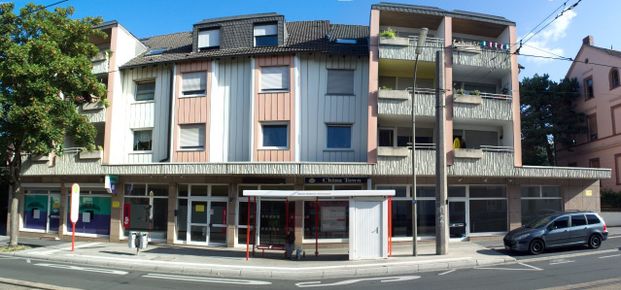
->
[23, 190, 60, 233]
[257, 200, 295, 246]
[448, 200, 468, 239]
[187, 200, 227, 245]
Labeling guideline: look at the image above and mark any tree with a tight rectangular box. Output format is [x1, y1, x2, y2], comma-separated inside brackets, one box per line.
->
[520, 74, 585, 166]
[0, 3, 106, 247]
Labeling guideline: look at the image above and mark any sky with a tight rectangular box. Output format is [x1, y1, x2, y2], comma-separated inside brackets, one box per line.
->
[10, 0, 621, 81]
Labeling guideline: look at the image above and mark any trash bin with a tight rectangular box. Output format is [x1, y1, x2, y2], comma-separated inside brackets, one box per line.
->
[139, 232, 148, 250]
[128, 232, 137, 249]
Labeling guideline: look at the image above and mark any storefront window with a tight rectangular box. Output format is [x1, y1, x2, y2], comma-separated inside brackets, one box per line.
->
[521, 186, 563, 225]
[469, 185, 507, 233]
[418, 200, 436, 236]
[66, 190, 111, 235]
[23, 190, 60, 233]
[304, 200, 348, 239]
[124, 184, 168, 239]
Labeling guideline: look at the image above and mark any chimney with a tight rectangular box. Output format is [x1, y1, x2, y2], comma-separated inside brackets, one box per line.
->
[583, 35, 594, 46]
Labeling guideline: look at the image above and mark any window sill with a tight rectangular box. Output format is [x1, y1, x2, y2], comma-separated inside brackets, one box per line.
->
[177, 148, 205, 152]
[325, 93, 355, 97]
[258, 147, 289, 150]
[323, 148, 354, 152]
[259, 90, 290, 94]
[130, 151, 152, 154]
[132, 100, 155, 104]
[179, 94, 206, 99]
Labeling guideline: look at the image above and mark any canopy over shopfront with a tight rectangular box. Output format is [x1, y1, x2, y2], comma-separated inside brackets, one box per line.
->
[243, 189, 395, 260]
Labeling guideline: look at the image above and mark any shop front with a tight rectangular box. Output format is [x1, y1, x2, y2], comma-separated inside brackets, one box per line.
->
[65, 189, 111, 236]
[22, 189, 61, 233]
[175, 184, 228, 245]
[123, 183, 168, 241]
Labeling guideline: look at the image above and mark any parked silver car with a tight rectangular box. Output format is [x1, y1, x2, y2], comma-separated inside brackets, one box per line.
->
[504, 211, 608, 255]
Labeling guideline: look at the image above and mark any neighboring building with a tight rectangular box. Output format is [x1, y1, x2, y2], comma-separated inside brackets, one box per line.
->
[12, 3, 608, 248]
[557, 35, 621, 191]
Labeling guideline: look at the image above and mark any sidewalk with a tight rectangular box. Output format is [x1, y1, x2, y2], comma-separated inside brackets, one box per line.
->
[2, 238, 514, 280]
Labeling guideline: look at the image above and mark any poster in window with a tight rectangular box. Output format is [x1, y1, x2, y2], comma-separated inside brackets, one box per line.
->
[83, 211, 92, 223]
[321, 206, 346, 232]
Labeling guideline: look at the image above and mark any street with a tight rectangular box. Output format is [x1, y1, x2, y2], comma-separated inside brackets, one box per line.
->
[1, 236, 620, 290]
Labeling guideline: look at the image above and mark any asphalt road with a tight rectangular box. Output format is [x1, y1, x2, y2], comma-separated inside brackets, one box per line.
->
[1, 236, 620, 290]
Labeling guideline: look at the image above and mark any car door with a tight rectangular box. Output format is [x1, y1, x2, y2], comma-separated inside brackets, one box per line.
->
[569, 214, 589, 244]
[544, 216, 570, 247]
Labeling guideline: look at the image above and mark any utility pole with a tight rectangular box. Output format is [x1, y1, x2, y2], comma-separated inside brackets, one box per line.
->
[435, 50, 448, 255]
[411, 28, 428, 256]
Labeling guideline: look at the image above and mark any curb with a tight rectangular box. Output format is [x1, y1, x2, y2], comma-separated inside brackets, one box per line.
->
[9, 251, 517, 280]
[0, 277, 81, 290]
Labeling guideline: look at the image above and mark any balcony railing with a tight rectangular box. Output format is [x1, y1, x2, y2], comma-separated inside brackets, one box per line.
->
[452, 47, 511, 70]
[453, 91, 513, 121]
[377, 88, 435, 116]
[379, 36, 444, 62]
[79, 102, 106, 123]
[92, 57, 109, 75]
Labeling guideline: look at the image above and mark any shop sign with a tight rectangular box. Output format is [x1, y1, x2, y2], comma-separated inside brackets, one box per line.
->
[105, 175, 119, 194]
[305, 177, 367, 184]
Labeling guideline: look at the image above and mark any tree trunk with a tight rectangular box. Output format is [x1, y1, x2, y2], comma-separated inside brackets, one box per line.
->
[8, 150, 22, 247]
[544, 140, 554, 166]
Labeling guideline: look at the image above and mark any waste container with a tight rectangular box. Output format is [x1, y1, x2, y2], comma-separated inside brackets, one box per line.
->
[128, 232, 149, 251]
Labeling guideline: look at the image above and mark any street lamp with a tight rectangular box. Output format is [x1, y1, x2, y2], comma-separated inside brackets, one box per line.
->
[412, 27, 428, 257]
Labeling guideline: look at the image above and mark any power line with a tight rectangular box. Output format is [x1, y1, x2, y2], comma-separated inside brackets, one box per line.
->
[17, 0, 69, 18]
[518, 0, 569, 45]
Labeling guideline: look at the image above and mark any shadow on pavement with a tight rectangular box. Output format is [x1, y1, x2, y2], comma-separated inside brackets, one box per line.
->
[143, 246, 349, 261]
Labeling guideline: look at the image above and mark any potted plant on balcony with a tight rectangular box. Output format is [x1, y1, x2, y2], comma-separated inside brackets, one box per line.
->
[379, 28, 409, 46]
[380, 27, 396, 38]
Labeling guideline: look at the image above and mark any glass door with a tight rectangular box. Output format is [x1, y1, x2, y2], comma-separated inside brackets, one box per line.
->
[189, 200, 208, 244]
[449, 201, 467, 239]
[209, 201, 227, 245]
[48, 192, 61, 233]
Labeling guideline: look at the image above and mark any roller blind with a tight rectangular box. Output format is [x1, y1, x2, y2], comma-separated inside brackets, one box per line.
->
[254, 24, 277, 36]
[181, 72, 206, 96]
[179, 124, 205, 149]
[261, 66, 289, 91]
[198, 29, 219, 48]
[327, 70, 354, 95]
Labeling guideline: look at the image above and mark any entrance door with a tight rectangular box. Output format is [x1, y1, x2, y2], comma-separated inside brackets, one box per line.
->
[188, 200, 227, 245]
[354, 201, 382, 259]
[449, 201, 467, 239]
[47, 193, 61, 233]
[209, 201, 227, 245]
[189, 200, 208, 244]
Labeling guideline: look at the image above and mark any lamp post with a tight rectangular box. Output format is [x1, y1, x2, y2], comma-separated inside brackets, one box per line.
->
[411, 27, 428, 256]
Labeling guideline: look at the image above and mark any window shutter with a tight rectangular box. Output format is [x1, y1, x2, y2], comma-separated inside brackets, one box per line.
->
[261, 66, 289, 91]
[182, 72, 206, 95]
[198, 29, 219, 48]
[180, 125, 205, 149]
[327, 70, 354, 95]
[254, 24, 277, 36]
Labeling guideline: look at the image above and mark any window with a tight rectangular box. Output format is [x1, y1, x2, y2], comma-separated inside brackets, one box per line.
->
[587, 113, 598, 141]
[260, 66, 289, 91]
[135, 80, 155, 101]
[568, 162, 578, 167]
[584, 77, 594, 100]
[521, 186, 562, 225]
[586, 214, 601, 225]
[261, 123, 288, 148]
[327, 124, 352, 149]
[552, 217, 569, 229]
[610, 68, 620, 90]
[179, 124, 205, 150]
[198, 28, 220, 49]
[327, 69, 355, 95]
[379, 128, 394, 147]
[181, 72, 207, 96]
[133, 130, 152, 151]
[254, 23, 278, 47]
[589, 158, 600, 168]
[335, 38, 357, 44]
[571, 215, 587, 227]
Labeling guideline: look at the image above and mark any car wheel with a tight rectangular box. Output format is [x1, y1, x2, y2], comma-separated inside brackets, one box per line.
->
[588, 234, 602, 249]
[529, 239, 545, 255]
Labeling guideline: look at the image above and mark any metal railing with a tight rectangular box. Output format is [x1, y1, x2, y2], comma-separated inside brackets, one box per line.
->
[454, 89, 512, 100]
[480, 145, 514, 152]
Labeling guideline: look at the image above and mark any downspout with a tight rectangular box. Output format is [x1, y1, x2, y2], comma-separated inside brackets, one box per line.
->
[163, 65, 175, 162]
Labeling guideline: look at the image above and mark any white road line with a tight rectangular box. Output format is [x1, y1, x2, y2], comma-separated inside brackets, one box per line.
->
[438, 269, 456, 276]
[476, 262, 542, 272]
[295, 276, 421, 288]
[598, 254, 621, 259]
[607, 235, 621, 239]
[34, 263, 128, 275]
[549, 260, 574, 265]
[519, 262, 543, 271]
[142, 273, 271, 286]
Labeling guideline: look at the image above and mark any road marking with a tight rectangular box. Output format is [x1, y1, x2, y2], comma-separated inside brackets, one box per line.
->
[549, 259, 574, 265]
[607, 235, 621, 239]
[598, 254, 621, 259]
[143, 273, 271, 286]
[537, 277, 621, 290]
[295, 276, 421, 288]
[34, 263, 128, 275]
[477, 262, 542, 271]
[518, 248, 619, 263]
[35, 242, 102, 256]
[438, 269, 456, 276]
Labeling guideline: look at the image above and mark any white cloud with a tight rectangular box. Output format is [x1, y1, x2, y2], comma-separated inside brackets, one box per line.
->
[520, 10, 577, 63]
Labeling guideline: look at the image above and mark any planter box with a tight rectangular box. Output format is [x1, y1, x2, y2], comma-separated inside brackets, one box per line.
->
[379, 36, 410, 46]
[454, 94, 482, 105]
[82, 102, 105, 111]
[378, 147, 409, 157]
[79, 150, 103, 160]
[454, 148, 483, 159]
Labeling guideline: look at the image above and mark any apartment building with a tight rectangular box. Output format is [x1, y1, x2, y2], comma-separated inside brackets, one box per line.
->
[11, 3, 609, 248]
[557, 36, 621, 191]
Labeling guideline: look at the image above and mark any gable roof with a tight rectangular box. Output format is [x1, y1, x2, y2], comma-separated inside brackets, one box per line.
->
[565, 44, 621, 78]
[122, 20, 369, 68]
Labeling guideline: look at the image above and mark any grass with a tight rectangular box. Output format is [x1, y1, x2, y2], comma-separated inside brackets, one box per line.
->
[0, 245, 30, 253]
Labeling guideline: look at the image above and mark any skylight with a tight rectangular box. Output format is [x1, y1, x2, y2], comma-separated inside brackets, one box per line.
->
[144, 47, 168, 56]
[335, 38, 357, 44]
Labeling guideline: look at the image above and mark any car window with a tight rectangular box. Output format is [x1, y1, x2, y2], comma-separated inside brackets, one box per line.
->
[586, 214, 601, 225]
[571, 215, 587, 226]
[552, 216, 569, 229]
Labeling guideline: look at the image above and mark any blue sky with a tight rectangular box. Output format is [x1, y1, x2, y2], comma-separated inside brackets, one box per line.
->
[11, 0, 620, 81]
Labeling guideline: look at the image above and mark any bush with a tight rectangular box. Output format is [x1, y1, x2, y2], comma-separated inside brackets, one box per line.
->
[380, 27, 396, 38]
[601, 189, 621, 210]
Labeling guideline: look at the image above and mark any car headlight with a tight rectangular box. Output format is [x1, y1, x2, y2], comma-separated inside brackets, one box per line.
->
[515, 233, 530, 240]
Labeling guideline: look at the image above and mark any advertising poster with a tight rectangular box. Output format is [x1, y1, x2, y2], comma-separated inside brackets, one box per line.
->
[321, 206, 346, 232]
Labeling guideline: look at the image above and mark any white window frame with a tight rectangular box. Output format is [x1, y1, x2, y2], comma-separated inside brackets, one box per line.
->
[253, 23, 278, 47]
[260, 66, 289, 92]
[326, 123, 353, 150]
[178, 124, 206, 151]
[132, 128, 153, 152]
[260, 122, 289, 149]
[134, 79, 156, 102]
[180, 72, 207, 97]
[198, 28, 220, 49]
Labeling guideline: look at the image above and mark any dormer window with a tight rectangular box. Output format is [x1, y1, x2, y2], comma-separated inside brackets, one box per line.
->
[335, 38, 357, 45]
[254, 23, 278, 47]
[198, 28, 220, 49]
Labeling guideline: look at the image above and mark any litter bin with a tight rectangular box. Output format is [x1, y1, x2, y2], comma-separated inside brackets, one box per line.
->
[128, 232, 149, 253]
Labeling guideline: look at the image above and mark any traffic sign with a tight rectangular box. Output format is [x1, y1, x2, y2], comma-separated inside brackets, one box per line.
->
[70, 183, 80, 223]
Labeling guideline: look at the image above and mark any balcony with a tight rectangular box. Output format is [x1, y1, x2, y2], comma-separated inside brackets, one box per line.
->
[79, 102, 106, 123]
[379, 36, 444, 62]
[452, 45, 511, 71]
[91, 51, 110, 75]
[453, 90, 512, 121]
[377, 88, 435, 117]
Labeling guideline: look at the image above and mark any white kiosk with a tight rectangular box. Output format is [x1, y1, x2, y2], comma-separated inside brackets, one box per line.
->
[243, 189, 395, 260]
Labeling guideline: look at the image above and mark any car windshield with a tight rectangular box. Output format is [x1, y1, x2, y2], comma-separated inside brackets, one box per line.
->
[525, 215, 556, 228]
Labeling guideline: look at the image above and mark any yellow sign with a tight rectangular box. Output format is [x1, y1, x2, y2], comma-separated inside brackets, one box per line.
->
[585, 190, 593, 197]
[195, 204, 205, 213]
[112, 201, 121, 208]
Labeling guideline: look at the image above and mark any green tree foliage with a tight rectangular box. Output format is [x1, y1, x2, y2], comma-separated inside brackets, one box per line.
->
[520, 74, 585, 165]
[0, 2, 106, 245]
